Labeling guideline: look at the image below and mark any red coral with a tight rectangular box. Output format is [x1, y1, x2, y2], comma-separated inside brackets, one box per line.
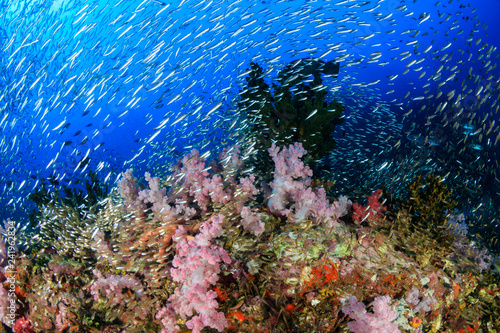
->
[352, 189, 387, 226]
[301, 260, 338, 296]
[14, 317, 35, 333]
[214, 286, 228, 301]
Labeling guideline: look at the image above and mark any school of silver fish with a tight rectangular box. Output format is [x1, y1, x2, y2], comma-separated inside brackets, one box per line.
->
[0, 0, 498, 248]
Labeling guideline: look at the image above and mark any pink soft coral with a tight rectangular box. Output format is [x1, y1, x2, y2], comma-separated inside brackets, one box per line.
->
[267, 142, 351, 227]
[267, 142, 313, 215]
[170, 148, 258, 214]
[117, 169, 146, 215]
[157, 214, 231, 333]
[119, 148, 259, 230]
[172, 149, 228, 209]
[240, 206, 264, 236]
[342, 296, 400, 333]
[90, 270, 144, 305]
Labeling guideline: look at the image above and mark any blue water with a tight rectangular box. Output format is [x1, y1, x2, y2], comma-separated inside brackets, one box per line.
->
[0, 0, 499, 248]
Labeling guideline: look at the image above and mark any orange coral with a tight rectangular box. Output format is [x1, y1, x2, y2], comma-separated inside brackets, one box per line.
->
[301, 260, 338, 295]
[410, 316, 422, 328]
[228, 310, 246, 323]
[214, 286, 228, 301]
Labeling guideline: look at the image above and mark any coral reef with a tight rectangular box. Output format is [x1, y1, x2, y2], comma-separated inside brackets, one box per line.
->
[1, 143, 499, 333]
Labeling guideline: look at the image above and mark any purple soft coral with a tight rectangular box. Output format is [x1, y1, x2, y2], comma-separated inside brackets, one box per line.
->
[342, 296, 400, 333]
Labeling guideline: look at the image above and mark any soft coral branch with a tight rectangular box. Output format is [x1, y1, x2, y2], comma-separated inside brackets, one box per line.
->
[352, 189, 387, 226]
[267, 142, 351, 227]
[157, 214, 231, 333]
